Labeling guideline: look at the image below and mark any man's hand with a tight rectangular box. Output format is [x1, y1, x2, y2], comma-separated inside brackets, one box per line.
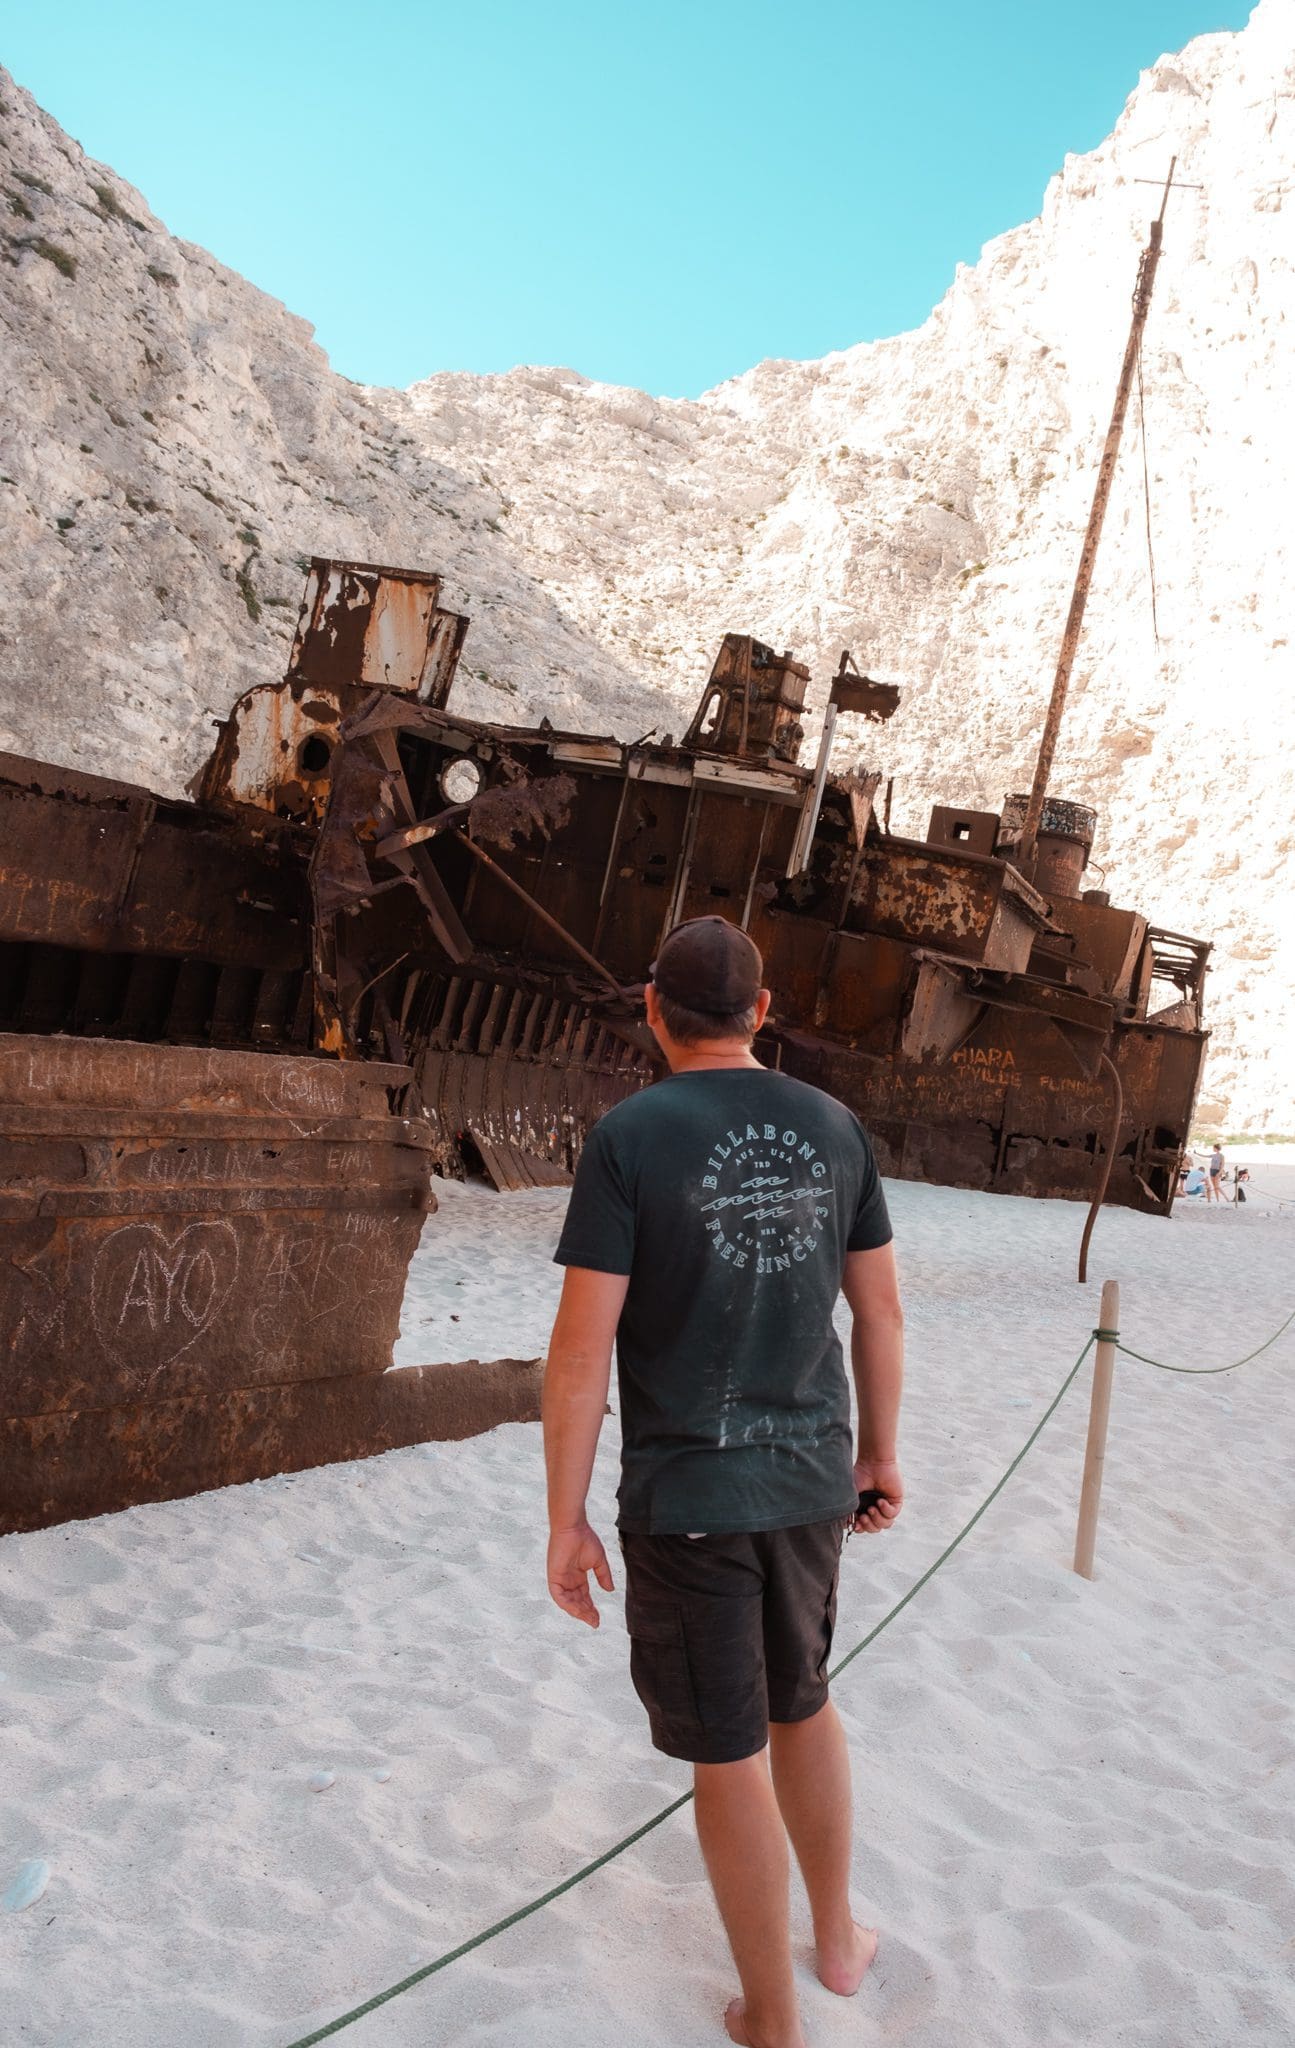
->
[852, 1457, 904, 1534]
[547, 1521, 614, 1627]
[842, 1244, 904, 1537]
[542, 1266, 627, 1627]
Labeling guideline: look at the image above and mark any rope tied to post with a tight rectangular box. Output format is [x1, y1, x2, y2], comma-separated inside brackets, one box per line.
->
[277, 1292, 1295, 2045]
[1113, 1302, 1295, 1376]
[1074, 1287, 1292, 1579]
[278, 1289, 1294, 2044]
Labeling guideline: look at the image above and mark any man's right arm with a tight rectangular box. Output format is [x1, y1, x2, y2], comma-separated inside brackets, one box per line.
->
[841, 1243, 905, 1534]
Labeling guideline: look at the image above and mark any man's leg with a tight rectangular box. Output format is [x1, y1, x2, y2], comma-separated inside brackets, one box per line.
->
[769, 1698, 877, 1995]
[693, 1752, 805, 2048]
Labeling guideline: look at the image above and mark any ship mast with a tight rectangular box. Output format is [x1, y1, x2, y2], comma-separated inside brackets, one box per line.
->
[1016, 159, 1178, 876]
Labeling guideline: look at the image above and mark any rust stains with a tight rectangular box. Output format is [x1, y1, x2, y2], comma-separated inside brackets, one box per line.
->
[0, 1035, 442, 1533]
[287, 556, 468, 702]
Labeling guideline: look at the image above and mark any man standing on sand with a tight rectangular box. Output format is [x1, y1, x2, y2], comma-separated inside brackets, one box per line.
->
[541, 916, 904, 2048]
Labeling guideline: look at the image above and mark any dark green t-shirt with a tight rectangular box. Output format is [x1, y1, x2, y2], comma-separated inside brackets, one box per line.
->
[553, 1068, 892, 1535]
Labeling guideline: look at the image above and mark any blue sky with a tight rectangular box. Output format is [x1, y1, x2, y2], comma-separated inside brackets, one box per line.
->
[5, 2, 1249, 397]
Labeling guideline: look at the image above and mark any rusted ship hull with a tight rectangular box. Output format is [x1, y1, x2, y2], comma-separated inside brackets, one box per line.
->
[417, 978, 653, 1188]
[1, 552, 1213, 1537]
[280, 672, 1206, 1216]
[776, 1012, 1206, 1209]
[0, 567, 569, 1531]
[0, 1035, 439, 1532]
[408, 967, 1205, 1215]
[179, 559, 1211, 1218]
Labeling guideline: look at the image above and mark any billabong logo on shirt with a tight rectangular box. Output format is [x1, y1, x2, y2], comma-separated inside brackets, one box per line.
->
[698, 1122, 833, 1273]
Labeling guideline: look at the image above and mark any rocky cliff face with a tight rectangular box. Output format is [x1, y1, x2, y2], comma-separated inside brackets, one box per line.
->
[2, 0, 1292, 1131]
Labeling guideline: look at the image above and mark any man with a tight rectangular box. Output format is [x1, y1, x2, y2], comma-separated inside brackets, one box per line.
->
[542, 915, 904, 2048]
[1206, 1141, 1226, 1202]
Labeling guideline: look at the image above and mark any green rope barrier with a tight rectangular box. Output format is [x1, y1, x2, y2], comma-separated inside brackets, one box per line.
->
[830, 1334, 1094, 1680]
[1114, 1303, 1295, 1376]
[278, 1335, 1096, 2048]
[279, 1791, 695, 2048]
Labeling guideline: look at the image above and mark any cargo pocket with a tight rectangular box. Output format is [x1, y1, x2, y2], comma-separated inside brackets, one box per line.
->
[816, 1557, 842, 1685]
[625, 1601, 701, 1754]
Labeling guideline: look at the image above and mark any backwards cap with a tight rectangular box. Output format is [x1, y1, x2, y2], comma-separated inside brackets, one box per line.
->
[650, 916, 763, 1014]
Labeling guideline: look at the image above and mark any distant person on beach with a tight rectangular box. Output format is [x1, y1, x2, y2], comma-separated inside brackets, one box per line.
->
[1235, 1166, 1250, 1206]
[1205, 1142, 1226, 1202]
[542, 915, 903, 2048]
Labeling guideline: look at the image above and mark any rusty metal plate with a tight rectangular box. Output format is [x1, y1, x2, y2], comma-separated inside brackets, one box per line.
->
[899, 957, 984, 1063]
[829, 670, 902, 723]
[0, 757, 308, 976]
[849, 840, 1050, 972]
[418, 978, 652, 1188]
[197, 680, 347, 825]
[0, 1035, 433, 1420]
[2, 1355, 544, 1536]
[287, 558, 468, 701]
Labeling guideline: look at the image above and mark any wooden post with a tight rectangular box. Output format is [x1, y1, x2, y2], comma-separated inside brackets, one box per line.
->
[1073, 1279, 1119, 1580]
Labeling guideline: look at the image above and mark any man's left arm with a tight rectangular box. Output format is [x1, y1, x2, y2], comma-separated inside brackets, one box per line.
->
[542, 1265, 629, 1627]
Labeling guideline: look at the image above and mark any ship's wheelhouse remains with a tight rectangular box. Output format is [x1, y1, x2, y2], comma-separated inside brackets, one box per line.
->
[181, 558, 1207, 1210]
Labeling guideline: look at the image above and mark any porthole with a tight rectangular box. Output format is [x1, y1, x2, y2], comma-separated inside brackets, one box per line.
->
[440, 756, 482, 805]
[298, 734, 333, 776]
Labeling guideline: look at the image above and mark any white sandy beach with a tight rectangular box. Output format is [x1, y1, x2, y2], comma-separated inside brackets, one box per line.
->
[3, 1167, 1294, 2048]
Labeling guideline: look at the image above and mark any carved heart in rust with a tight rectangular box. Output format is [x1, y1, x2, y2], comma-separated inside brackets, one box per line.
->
[90, 1220, 241, 1381]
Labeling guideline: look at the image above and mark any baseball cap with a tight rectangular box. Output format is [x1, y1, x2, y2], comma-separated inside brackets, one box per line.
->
[650, 916, 764, 1013]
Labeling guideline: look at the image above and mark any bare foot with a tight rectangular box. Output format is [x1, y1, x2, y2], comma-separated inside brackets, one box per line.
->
[723, 1995, 806, 2048]
[723, 2000, 752, 2046]
[815, 1921, 878, 1996]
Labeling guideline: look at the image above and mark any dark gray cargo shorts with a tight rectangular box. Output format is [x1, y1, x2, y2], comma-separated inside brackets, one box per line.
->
[619, 1518, 848, 1765]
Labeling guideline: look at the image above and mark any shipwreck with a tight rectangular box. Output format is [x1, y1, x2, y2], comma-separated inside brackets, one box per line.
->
[1, 170, 1209, 1533]
[229, 559, 1204, 1223]
[2, 548, 1208, 1534]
